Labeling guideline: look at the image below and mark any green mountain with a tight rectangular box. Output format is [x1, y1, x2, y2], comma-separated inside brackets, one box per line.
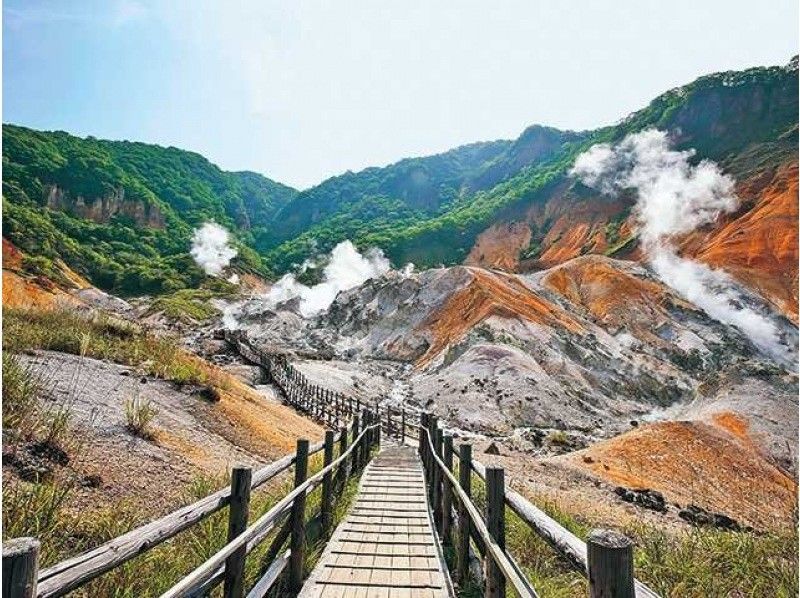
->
[263, 57, 797, 271]
[3, 57, 796, 295]
[2, 125, 296, 294]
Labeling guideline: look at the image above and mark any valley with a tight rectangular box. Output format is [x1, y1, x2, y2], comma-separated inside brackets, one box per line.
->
[2, 56, 798, 596]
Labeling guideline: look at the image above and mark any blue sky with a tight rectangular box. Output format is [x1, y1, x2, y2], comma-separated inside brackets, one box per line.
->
[4, 1, 797, 189]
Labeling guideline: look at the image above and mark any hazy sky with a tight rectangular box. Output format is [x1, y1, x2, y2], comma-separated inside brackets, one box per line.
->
[4, 1, 797, 189]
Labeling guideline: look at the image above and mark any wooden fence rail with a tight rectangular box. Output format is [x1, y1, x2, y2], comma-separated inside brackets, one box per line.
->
[160, 421, 380, 597]
[5, 329, 661, 598]
[228, 330, 659, 597]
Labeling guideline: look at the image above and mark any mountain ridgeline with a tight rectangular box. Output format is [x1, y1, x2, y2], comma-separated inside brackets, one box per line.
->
[2, 57, 797, 295]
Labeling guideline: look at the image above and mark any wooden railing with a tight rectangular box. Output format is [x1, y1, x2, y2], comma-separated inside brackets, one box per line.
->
[230, 330, 660, 597]
[226, 330, 423, 440]
[4, 330, 661, 598]
[417, 412, 660, 598]
[160, 421, 380, 597]
[3, 410, 381, 598]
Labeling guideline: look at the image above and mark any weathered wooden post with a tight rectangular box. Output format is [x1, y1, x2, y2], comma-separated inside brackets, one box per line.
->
[360, 409, 370, 467]
[427, 416, 439, 503]
[442, 434, 454, 546]
[485, 467, 506, 598]
[321, 430, 335, 538]
[3, 538, 39, 598]
[418, 412, 426, 457]
[337, 426, 349, 489]
[351, 413, 361, 471]
[289, 439, 309, 593]
[457, 443, 472, 586]
[587, 529, 635, 598]
[420, 413, 429, 487]
[433, 426, 444, 531]
[224, 465, 252, 598]
[401, 408, 406, 445]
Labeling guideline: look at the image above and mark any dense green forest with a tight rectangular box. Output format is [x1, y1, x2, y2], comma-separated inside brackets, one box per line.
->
[3, 58, 797, 294]
[2, 126, 296, 295]
[262, 59, 798, 270]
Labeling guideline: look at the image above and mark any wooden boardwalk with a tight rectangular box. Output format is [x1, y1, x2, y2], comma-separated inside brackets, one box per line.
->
[299, 445, 454, 598]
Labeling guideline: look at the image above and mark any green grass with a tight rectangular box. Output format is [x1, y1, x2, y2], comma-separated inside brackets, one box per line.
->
[603, 234, 638, 257]
[2, 351, 42, 434]
[454, 464, 798, 597]
[3, 416, 367, 597]
[3, 307, 209, 386]
[124, 392, 159, 440]
[147, 288, 229, 323]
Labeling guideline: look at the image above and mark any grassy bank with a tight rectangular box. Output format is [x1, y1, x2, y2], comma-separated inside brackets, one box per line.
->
[460, 467, 798, 597]
[4, 307, 211, 385]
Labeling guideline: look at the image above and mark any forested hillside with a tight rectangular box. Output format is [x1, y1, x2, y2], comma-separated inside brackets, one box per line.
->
[2, 58, 796, 294]
[2, 125, 296, 295]
[263, 58, 797, 271]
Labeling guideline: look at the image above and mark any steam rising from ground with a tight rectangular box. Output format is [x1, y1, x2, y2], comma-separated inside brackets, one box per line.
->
[571, 129, 785, 358]
[191, 223, 238, 276]
[267, 241, 391, 317]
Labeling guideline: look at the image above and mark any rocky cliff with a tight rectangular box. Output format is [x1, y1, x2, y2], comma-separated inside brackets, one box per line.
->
[44, 184, 166, 228]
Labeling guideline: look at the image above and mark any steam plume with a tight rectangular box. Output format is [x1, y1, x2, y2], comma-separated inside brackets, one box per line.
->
[190, 222, 238, 276]
[571, 129, 784, 357]
[267, 240, 391, 317]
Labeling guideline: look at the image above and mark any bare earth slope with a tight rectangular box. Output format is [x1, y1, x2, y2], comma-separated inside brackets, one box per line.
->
[233, 252, 797, 528]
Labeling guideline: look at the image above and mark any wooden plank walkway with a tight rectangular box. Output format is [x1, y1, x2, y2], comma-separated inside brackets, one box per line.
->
[299, 445, 454, 598]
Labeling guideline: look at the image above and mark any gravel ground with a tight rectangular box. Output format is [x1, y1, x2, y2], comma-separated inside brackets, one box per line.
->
[15, 350, 308, 516]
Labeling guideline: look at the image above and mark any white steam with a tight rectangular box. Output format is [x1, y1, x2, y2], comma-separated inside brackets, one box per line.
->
[267, 240, 391, 318]
[191, 222, 238, 276]
[571, 129, 784, 358]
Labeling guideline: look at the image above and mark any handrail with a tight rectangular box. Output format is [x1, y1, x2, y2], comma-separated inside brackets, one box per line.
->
[36, 440, 325, 598]
[470, 456, 660, 597]
[422, 426, 538, 598]
[160, 423, 380, 598]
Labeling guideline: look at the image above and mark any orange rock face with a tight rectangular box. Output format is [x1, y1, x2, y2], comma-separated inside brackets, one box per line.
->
[2, 239, 85, 310]
[465, 222, 531, 272]
[565, 420, 797, 530]
[541, 256, 692, 342]
[467, 160, 798, 321]
[681, 162, 799, 321]
[416, 268, 583, 367]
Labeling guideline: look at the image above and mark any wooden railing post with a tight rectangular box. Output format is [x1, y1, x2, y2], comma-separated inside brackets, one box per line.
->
[289, 439, 309, 593]
[322, 431, 335, 538]
[433, 426, 443, 531]
[442, 434, 453, 546]
[485, 467, 506, 598]
[427, 416, 438, 503]
[351, 414, 360, 471]
[3, 538, 39, 598]
[401, 408, 406, 445]
[457, 443, 472, 587]
[360, 409, 370, 467]
[223, 465, 252, 598]
[587, 529, 635, 598]
[418, 412, 426, 457]
[337, 426, 349, 489]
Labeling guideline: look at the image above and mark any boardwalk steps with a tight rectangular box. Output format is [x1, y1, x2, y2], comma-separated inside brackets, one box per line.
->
[3, 330, 661, 597]
[299, 445, 454, 598]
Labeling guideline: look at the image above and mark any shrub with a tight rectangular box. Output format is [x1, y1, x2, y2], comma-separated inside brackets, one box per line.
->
[124, 394, 158, 439]
[2, 352, 40, 434]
